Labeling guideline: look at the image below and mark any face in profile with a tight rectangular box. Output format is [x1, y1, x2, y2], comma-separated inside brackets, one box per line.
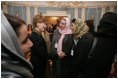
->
[71, 22, 76, 33]
[59, 19, 66, 30]
[37, 22, 47, 32]
[18, 24, 33, 58]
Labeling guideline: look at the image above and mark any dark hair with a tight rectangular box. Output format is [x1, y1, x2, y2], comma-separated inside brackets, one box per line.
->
[84, 19, 94, 32]
[27, 24, 33, 31]
[4, 13, 25, 37]
[97, 12, 117, 38]
[71, 19, 76, 23]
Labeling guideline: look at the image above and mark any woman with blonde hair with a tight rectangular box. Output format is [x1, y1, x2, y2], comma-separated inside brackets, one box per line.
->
[30, 14, 66, 78]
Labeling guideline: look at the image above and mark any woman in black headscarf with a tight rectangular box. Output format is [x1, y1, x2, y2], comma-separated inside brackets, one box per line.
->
[84, 12, 117, 78]
[71, 12, 117, 78]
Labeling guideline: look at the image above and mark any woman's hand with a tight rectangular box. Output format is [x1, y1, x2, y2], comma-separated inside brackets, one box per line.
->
[58, 52, 66, 58]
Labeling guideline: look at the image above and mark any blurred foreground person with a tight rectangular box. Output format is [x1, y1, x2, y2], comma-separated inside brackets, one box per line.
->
[83, 12, 117, 78]
[1, 11, 33, 78]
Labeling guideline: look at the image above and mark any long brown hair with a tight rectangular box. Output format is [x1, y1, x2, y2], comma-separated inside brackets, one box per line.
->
[27, 24, 33, 31]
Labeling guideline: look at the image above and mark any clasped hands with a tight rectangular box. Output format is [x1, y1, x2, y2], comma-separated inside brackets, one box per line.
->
[57, 52, 66, 59]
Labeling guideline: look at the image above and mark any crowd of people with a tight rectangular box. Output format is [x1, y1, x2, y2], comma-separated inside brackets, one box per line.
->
[1, 10, 117, 78]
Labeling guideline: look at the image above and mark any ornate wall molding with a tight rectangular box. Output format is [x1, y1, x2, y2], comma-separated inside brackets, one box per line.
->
[2, 1, 117, 26]
[43, 11, 71, 19]
[2, 1, 117, 8]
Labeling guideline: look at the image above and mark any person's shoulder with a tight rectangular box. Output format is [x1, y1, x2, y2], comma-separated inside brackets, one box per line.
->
[1, 72, 23, 78]
[64, 34, 73, 41]
[30, 32, 37, 38]
[45, 31, 49, 33]
[31, 32, 42, 39]
[31, 31, 37, 35]
[82, 33, 93, 41]
[83, 33, 92, 38]
[66, 34, 73, 37]
[53, 29, 59, 34]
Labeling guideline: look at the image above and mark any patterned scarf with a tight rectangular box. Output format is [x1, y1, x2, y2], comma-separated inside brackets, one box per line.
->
[73, 18, 89, 40]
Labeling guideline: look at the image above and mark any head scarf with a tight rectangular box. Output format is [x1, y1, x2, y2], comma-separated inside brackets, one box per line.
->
[57, 17, 72, 52]
[1, 10, 33, 77]
[97, 12, 117, 37]
[73, 18, 89, 40]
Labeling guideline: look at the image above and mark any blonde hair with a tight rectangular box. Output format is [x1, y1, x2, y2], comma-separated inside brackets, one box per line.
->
[73, 18, 89, 40]
[33, 14, 46, 28]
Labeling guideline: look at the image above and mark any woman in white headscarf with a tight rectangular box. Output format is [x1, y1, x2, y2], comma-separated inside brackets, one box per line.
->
[51, 17, 73, 78]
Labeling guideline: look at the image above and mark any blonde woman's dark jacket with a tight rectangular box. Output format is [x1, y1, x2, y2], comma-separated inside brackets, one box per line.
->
[30, 31, 58, 78]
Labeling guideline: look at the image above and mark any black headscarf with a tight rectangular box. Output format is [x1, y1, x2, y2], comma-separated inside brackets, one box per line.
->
[97, 12, 117, 38]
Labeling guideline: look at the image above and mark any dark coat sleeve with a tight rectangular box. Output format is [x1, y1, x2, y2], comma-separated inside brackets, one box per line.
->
[76, 35, 93, 73]
[72, 34, 93, 75]
[62, 34, 74, 56]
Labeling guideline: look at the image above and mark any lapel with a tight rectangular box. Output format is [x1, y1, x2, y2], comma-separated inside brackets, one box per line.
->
[56, 30, 62, 43]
